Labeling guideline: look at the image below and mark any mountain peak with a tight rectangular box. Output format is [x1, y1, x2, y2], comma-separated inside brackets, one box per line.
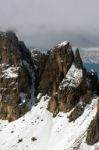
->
[0, 32, 99, 150]
[57, 41, 68, 48]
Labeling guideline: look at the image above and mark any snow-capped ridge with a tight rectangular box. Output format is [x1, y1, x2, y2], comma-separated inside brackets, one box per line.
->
[57, 41, 68, 48]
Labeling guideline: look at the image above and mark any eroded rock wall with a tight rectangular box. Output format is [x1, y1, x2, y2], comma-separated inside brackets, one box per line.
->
[0, 31, 35, 121]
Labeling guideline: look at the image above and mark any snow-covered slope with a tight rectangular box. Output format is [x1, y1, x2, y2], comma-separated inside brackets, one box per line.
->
[0, 94, 99, 150]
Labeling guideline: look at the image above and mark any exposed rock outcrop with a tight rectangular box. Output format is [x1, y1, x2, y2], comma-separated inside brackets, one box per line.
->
[47, 47, 84, 113]
[38, 42, 74, 95]
[0, 31, 35, 121]
[74, 48, 83, 69]
[0, 32, 99, 147]
[0, 30, 99, 149]
[86, 100, 99, 145]
[68, 103, 85, 122]
[31, 41, 99, 147]
[31, 42, 99, 118]
[31, 49, 48, 93]
[42, 43, 99, 146]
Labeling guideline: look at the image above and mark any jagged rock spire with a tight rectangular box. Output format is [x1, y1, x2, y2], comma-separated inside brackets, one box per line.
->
[74, 48, 83, 69]
[37, 41, 74, 95]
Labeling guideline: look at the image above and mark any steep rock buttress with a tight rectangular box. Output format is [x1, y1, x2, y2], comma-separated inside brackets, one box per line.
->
[0, 31, 35, 121]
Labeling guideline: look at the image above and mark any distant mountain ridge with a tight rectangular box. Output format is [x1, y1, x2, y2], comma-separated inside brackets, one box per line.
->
[80, 49, 99, 64]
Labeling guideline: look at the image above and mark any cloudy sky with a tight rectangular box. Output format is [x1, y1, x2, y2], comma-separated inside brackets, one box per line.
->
[0, 0, 99, 49]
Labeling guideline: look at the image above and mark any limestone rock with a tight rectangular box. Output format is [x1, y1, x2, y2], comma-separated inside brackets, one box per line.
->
[38, 42, 74, 95]
[0, 31, 35, 121]
[47, 43, 98, 117]
[86, 100, 99, 145]
[31, 49, 48, 93]
[74, 48, 83, 69]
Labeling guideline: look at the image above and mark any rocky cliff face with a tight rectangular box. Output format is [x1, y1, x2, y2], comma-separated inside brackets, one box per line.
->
[0, 32, 99, 147]
[32, 41, 99, 146]
[0, 31, 35, 121]
[32, 41, 98, 116]
[86, 99, 99, 145]
[32, 41, 99, 116]
[34, 42, 74, 95]
[31, 48, 48, 94]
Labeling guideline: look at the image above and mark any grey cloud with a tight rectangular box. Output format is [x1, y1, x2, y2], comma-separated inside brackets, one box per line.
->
[0, 0, 99, 49]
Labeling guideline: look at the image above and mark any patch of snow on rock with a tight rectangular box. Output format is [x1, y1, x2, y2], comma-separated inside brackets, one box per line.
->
[59, 64, 83, 90]
[57, 41, 68, 48]
[2, 66, 19, 78]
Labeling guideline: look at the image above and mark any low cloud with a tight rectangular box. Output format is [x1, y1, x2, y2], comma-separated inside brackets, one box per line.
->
[0, 0, 99, 49]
